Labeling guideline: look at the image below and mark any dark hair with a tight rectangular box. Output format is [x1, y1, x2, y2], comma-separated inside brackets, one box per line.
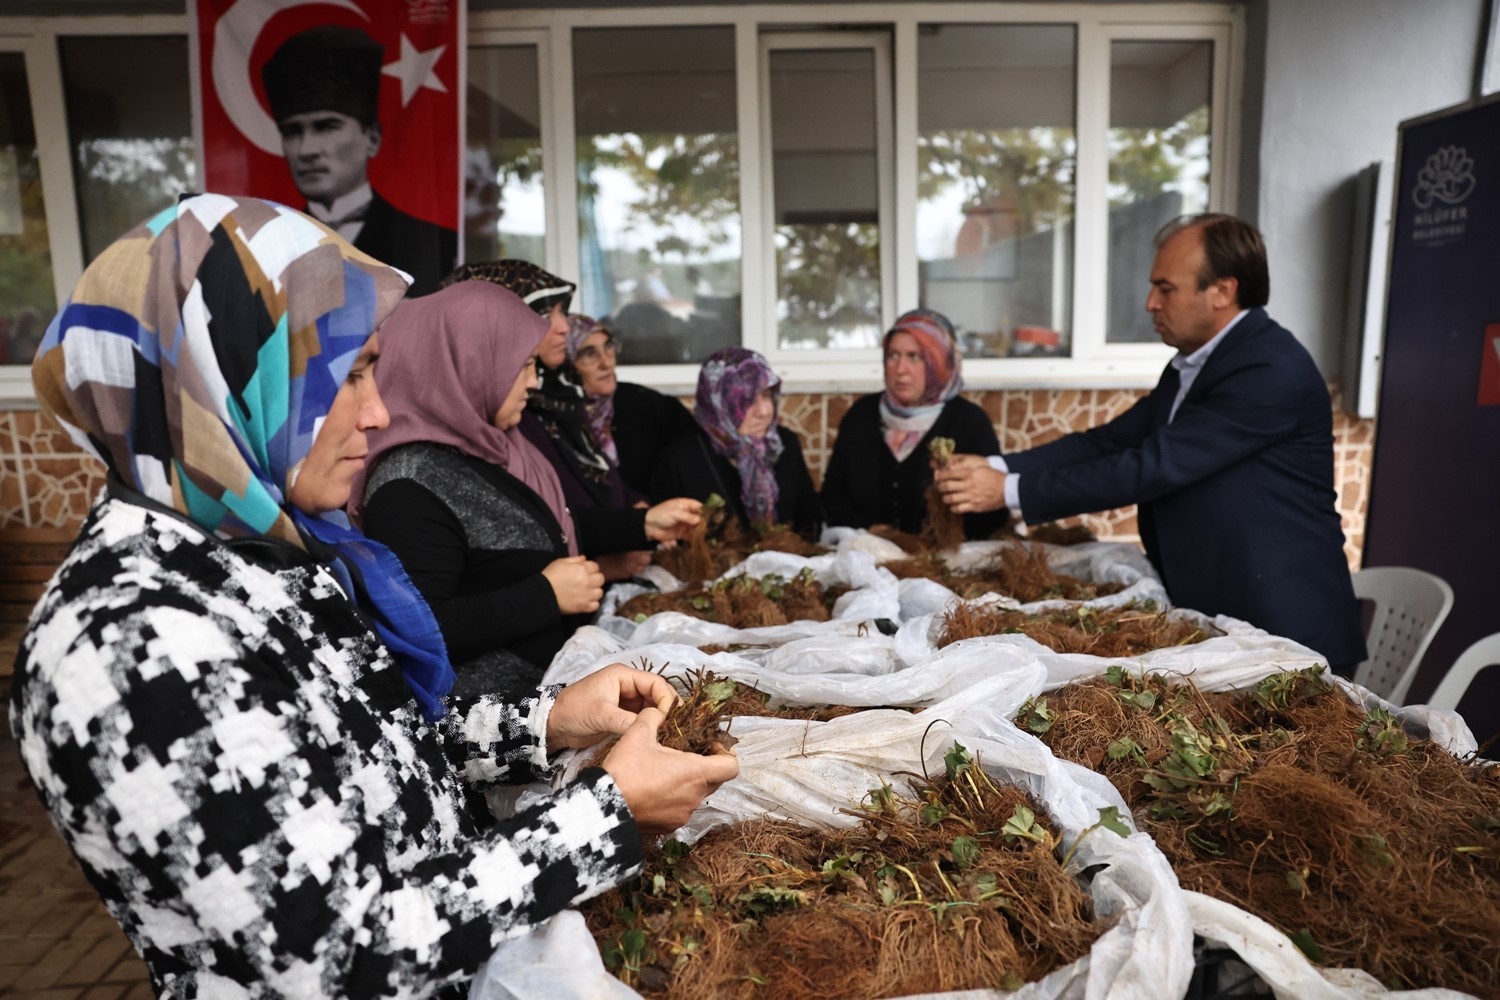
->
[1154, 213, 1269, 309]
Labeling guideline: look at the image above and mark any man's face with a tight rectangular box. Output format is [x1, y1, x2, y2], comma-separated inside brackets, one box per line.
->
[277, 110, 380, 206]
[1145, 227, 1236, 354]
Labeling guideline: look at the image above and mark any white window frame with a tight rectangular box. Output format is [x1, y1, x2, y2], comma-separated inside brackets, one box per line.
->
[0, 4, 1242, 405]
[1085, 20, 1236, 358]
[465, 29, 563, 276]
[0, 14, 189, 406]
[478, 4, 1242, 394]
[759, 29, 896, 373]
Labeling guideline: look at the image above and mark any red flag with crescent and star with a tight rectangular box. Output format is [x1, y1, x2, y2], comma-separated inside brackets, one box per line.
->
[190, 0, 461, 238]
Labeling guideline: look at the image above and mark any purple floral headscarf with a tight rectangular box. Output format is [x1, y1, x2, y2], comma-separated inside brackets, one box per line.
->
[566, 313, 618, 465]
[695, 347, 784, 524]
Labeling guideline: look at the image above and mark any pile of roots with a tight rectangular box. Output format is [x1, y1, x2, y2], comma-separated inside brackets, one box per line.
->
[938, 601, 1210, 655]
[656, 493, 827, 583]
[885, 542, 1124, 603]
[618, 570, 831, 629]
[583, 741, 1115, 998]
[1022, 667, 1500, 994]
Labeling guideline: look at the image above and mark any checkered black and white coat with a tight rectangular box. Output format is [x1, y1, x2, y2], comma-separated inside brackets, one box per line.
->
[9, 494, 643, 998]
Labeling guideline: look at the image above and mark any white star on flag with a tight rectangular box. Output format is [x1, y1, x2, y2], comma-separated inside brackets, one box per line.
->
[382, 34, 447, 107]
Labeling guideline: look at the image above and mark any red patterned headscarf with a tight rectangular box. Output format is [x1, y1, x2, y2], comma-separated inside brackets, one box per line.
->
[880, 309, 963, 461]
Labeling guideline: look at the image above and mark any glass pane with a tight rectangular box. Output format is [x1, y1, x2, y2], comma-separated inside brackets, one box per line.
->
[1107, 40, 1212, 343]
[0, 52, 56, 366]
[574, 26, 740, 364]
[59, 37, 195, 266]
[467, 45, 544, 265]
[770, 47, 881, 351]
[917, 25, 1076, 359]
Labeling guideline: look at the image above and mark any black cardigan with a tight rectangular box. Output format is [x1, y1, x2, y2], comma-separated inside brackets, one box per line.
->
[612, 382, 699, 499]
[362, 444, 649, 698]
[821, 394, 1008, 539]
[650, 425, 823, 537]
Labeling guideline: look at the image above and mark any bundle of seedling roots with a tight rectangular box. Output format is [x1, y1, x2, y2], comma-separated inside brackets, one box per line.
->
[1019, 666, 1500, 994]
[938, 600, 1210, 656]
[654, 493, 827, 584]
[584, 671, 1125, 997]
[618, 568, 835, 629]
[886, 543, 1125, 604]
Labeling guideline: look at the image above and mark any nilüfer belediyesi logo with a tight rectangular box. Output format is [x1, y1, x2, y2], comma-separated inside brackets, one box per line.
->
[1411, 145, 1476, 244]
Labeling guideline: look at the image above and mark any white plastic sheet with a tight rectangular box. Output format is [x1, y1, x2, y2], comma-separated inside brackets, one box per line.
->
[595, 548, 903, 644]
[1186, 891, 1478, 1000]
[884, 539, 1170, 623]
[472, 669, 1194, 1000]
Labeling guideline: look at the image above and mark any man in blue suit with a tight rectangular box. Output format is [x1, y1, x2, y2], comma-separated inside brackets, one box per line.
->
[936, 213, 1366, 670]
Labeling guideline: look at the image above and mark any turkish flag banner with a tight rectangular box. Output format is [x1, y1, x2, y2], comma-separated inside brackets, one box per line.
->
[190, 0, 462, 296]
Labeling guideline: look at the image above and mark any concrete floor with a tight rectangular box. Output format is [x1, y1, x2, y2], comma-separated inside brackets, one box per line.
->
[0, 679, 153, 999]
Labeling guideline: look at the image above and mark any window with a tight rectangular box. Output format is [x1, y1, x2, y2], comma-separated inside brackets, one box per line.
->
[466, 43, 546, 265]
[1106, 40, 1213, 342]
[764, 35, 892, 353]
[0, 50, 57, 367]
[573, 26, 741, 364]
[59, 36, 195, 265]
[0, 6, 1240, 401]
[917, 24, 1077, 359]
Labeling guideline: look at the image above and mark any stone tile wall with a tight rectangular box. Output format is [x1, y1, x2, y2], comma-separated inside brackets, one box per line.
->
[0, 388, 1374, 568]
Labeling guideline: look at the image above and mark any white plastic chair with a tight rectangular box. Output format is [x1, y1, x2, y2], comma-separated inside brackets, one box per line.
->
[1427, 632, 1500, 712]
[1350, 566, 1454, 704]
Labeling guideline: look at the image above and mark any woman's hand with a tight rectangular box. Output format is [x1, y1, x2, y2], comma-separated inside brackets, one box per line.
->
[595, 550, 654, 582]
[542, 556, 606, 614]
[547, 662, 677, 751]
[602, 708, 739, 835]
[644, 497, 702, 544]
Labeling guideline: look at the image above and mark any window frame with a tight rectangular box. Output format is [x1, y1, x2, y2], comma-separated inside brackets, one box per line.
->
[0, 4, 1243, 405]
[478, 3, 1243, 394]
[0, 13, 188, 406]
[759, 29, 896, 368]
[466, 28, 558, 275]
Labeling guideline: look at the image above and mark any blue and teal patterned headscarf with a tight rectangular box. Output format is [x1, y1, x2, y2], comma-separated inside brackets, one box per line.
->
[31, 193, 454, 721]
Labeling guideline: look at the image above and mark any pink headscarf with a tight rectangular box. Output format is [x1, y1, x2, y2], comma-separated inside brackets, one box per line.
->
[352, 281, 578, 553]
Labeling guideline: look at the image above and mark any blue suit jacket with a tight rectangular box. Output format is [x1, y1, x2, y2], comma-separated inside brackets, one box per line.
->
[1006, 308, 1366, 666]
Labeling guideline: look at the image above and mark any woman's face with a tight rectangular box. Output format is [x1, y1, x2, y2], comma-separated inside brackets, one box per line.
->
[494, 354, 540, 430]
[538, 304, 569, 369]
[289, 336, 388, 514]
[573, 329, 618, 397]
[737, 387, 776, 438]
[884, 332, 927, 407]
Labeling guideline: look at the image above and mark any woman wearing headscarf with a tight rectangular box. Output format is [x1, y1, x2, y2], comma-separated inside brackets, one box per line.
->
[562, 313, 698, 501]
[356, 281, 700, 699]
[442, 260, 623, 512]
[651, 346, 822, 536]
[821, 308, 1006, 538]
[13, 194, 734, 998]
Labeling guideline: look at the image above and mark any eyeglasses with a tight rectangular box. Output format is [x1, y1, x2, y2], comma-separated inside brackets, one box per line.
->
[574, 340, 620, 366]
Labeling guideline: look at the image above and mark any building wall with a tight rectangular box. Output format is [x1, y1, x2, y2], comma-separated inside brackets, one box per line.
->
[1254, 0, 1486, 375]
[0, 388, 1375, 569]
